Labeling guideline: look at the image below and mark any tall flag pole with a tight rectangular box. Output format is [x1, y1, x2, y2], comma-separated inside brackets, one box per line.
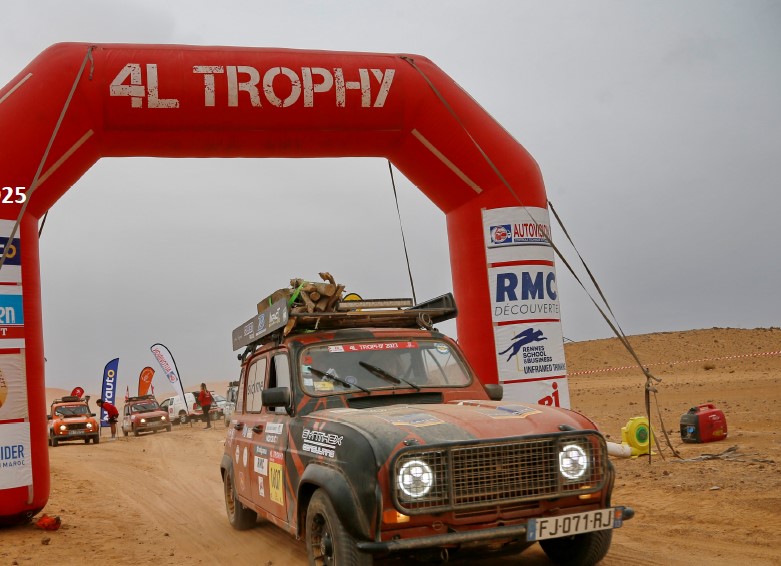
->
[99, 358, 119, 428]
[149, 344, 186, 407]
[138, 366, 155, 397]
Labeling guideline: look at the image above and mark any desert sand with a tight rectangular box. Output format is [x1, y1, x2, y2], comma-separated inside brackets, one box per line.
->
[1, 327, 780, 565]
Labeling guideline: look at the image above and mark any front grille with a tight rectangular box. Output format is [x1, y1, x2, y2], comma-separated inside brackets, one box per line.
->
[66, 423, 89, 431]
[144, 416, 163, 423]
[391, 432, 606, 514]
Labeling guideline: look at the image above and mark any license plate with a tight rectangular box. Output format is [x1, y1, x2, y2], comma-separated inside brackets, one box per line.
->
[148, 421, 163, 427]
[68, 430, 86, 435]
[526, 507, 623, 541]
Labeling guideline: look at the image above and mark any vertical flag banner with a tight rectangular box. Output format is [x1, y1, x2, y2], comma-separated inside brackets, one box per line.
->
[150, 344, 186, 407]
[99, 358, 119, 428]
[138, 366, 155, 397]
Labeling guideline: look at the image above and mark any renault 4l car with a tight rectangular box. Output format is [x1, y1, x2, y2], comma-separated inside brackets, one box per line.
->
[221, 293, 632, 565]
[48, 395, 100, 446]
[121, 395, 172, 436]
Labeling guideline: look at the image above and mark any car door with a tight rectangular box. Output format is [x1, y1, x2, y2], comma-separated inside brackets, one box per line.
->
[250, 352, 292, 521]
[232, 355, 268, 512]
[121, 404, 131, 433]
[232, 351, 292, 521]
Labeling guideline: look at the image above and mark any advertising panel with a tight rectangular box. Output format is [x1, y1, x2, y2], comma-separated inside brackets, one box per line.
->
[0, 351, 31, 490]
[483, 206, 569, 407]
[0, 219, 22, 285]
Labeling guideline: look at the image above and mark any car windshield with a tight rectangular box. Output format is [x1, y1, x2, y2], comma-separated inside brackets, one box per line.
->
[55, 404, 90, 417]
[300, 339, 471, 396]
[131, 401, 160, 412]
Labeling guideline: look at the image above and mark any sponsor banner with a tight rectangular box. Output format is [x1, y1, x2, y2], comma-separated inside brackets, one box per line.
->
[483, 206, 569, 408]
[494, 322, 567, 382]
[501, 379, 570, 409]
[489, 264, 560, 324]
[138, 366, 155, 397]
[0, 286, 24, 348]
[0, 220, 22, 284]
[0, 350, 27, 421]
[232, 298, 288, 351]
[100, 358, 119, 427]
[0, 422, 32, 489]
[150, 344, 187, 408]
[483, 206, 552, 264]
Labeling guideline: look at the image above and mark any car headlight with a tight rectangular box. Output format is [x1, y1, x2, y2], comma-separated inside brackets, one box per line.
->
[397, 459, 434, 498]
[559, 444, 588, 480]
[86, 423, 93, 429]
[140, 418, 146, 423]
[161, 415, 167, 421]
[59, 425, 67, 431]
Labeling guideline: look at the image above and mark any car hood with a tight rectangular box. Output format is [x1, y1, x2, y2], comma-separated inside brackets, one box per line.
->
[308, 400, 598, 446]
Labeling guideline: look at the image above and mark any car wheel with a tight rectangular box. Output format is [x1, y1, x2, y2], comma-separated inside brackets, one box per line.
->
[51, 435, 58, 447]
[166, 426, 172, 432]
[133, 425, 140, 437]
[84, 437, 89, 444]
[123, 428, 129, 437]
[223, 467, 256, 530]
[539, 528, 612, 566]
[93, 435, 100, 444]
[178, 412, 188, 425]
[306, 489, 372, 566]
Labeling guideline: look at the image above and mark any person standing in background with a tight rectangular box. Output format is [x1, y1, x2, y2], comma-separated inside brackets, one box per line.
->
[198, 383, 213, 429]
[96, 398, 119, 440]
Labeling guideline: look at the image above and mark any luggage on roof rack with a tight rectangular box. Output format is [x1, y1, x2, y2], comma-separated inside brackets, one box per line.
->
[231, 283, 457, 352]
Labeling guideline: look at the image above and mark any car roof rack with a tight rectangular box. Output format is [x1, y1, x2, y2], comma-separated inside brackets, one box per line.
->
[232, 292, 457, 353]
[126, 395, 156, 402]
[52, 395, 83, 404]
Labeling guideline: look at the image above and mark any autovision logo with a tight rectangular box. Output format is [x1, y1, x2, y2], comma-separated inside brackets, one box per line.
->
[489, 224, 512, 245]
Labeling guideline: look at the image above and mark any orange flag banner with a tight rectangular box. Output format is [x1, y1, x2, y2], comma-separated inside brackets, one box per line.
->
[138, 366, 155, 397]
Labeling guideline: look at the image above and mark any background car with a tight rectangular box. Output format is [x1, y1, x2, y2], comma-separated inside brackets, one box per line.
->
[47, 395, 100, 446]
[121, 395, 172, 436]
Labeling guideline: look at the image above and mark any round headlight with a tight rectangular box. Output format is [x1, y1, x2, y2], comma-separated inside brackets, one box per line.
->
[59, 425, 67, 431]
[86, 423, 93, 429]
[397, 459, 434, 498]
[161, 415, 167, 421]
[140, 418, 146, 423]
[559, 444, 588, 480]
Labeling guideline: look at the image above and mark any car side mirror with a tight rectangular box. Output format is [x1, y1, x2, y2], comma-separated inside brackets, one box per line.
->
[90, 413, 97, 417]
[262, 387, 291, 408]
[46, 414, 51, 420]
[484, 383, 503, 401]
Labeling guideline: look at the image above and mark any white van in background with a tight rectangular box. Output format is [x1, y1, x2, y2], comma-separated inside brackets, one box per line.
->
[159, 392, 223, 425]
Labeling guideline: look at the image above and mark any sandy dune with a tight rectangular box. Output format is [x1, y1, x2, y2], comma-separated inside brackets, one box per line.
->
[1, 327, 780, 565]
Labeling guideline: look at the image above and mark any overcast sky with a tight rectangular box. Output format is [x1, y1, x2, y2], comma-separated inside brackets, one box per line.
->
[2, 1, 779, 392]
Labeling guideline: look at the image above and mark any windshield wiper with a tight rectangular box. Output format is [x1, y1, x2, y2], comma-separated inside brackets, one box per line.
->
[359, 362, 421, 391]
[309, 366, 371, 394]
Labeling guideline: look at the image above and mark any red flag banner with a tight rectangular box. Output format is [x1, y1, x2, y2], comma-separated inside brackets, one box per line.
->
[138, 366, 155, 397]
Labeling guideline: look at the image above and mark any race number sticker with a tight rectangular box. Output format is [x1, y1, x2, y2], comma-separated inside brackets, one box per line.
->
[269, 462, 284, 505]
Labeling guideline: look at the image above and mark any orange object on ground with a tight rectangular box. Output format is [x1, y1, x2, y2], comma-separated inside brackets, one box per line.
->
[35, 514, 61, 531]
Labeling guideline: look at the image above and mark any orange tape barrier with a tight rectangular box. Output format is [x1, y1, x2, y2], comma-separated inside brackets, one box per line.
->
[569, 350, 781, 376]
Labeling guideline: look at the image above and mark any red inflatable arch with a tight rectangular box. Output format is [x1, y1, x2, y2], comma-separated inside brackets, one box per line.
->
[0, 43, 567, 523]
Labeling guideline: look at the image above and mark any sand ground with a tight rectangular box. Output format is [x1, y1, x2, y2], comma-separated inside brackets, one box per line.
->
[1, 327, 780, 565]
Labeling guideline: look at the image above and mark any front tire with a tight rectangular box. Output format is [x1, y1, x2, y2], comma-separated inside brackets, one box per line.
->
[306, 489, 372, 566]
[51, 434, 59, 448]
[133, 425, 140, 437]
[539, 528, 612, 566]
[178, 411, 188, 425]
[223, 467, 256, 530]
